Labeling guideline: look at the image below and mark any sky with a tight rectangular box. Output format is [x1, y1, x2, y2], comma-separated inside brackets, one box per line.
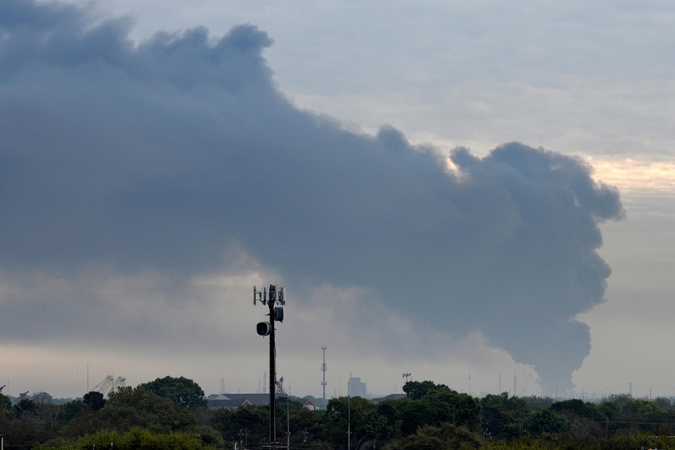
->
[1, 0, 674, 400]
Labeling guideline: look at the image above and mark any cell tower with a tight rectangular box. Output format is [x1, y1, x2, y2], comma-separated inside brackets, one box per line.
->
[252, 284, 286, 449]
[321, 347, 328, 400]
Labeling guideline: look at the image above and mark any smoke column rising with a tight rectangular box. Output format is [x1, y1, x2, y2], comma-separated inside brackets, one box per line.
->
[0, 0, 624, 393]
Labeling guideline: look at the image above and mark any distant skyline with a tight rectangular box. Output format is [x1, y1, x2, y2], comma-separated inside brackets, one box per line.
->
[1, 0, 674, 399]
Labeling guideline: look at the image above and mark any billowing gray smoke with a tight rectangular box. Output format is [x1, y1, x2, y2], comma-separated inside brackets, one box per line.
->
[0, 0, 624, 392]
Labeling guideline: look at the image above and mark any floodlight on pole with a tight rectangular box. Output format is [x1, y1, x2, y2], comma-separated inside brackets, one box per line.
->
[253, 285, 285, 450]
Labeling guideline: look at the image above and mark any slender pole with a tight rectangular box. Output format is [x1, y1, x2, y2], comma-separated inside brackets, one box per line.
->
[269, 293, 276, 449]
[347, 395, 351, 450]
[286, 397, 290, 449]
[254, 285, 284, 449]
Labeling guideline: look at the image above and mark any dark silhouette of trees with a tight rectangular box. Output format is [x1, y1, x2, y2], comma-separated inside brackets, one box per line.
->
[524, 409, 572, 435]
[402, 380, 448, 400]
[3, 376, 675, 450]
[383, 422, 480, 450]
[82, 391, 106, 410]
[481, 392, 531, 439]
[396, 387, 481, 436]
[140, 376, 207, 410]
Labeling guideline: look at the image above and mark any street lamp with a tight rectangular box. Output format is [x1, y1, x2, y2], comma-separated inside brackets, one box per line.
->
[253, 285, 286, 449]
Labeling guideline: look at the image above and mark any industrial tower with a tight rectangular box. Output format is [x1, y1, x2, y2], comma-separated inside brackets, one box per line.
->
[321, 346, 327, 400]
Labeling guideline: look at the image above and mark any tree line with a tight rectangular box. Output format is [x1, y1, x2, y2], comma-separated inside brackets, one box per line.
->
[3, 377, 675, 449]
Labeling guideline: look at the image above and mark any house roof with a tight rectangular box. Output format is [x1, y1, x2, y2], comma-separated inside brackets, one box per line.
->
[370, 393, 407, 403]
[207, 393, 288, 409]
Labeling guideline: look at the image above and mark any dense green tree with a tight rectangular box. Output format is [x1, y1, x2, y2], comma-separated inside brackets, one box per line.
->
[59, 411, 115, 439]
[623, 398, 661, 417]
[54, 385, 198, 438]
[655, 397, 673, 411]
[0, 393, 12, 410]
[481, 392, 532, 439]
[14, 378, 675, 450]
[224, 406, 269, 446]
[32, 392, 54, 404]
[322, 396, 392, 448]
[191, 424, 226, 448]
[105, 386, 196, 432]
[521, 396, 555, 413]
[598, 400, 621, 421]
[11, 399, 37, 420]
[140, 376, 207, 410]
[54, 400, 86, 429]
[288, 407, 329, 448]
[426, 388, 482, 432]
[383, 423, 480, 450]
[59, 386, 201, 439]
[1, 398, 60, 450]
[9, 398, 60, 432]
[0, 419, 49, 450]
[83, 391, 106, 411]
[402, 380, 448, 400]
[44, 427, 206, 450]
[603, 393, 633, 410]
[396, 387, 481, 436]
[523, 409, 571, 435]
[550, 399, 603, 421]
[376, 401, 401, 441]
[210, 403, 329, 449]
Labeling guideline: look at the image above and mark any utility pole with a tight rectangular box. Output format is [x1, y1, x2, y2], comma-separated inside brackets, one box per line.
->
[321, 347, 328, 401]
[286, 397, 290, 449]
[347, 395, 351, 450]
[253, 285, 285, 450]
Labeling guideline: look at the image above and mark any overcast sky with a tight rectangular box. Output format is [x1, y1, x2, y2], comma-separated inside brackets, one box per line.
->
[1, 0, 674, 400]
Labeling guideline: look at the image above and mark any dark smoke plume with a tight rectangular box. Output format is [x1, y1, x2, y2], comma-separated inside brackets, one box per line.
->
[0, 0, 624, 392]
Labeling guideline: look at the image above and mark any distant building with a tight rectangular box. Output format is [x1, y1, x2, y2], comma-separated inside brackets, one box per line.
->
[348, 375, 367, 398]
[207, 393, 287, 409]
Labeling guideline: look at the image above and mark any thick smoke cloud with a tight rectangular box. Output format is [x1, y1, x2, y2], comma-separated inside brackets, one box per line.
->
[0, 0, 624, 392]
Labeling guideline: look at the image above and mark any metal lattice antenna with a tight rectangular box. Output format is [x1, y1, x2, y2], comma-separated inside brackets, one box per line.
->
[321, 347, 328, 400]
